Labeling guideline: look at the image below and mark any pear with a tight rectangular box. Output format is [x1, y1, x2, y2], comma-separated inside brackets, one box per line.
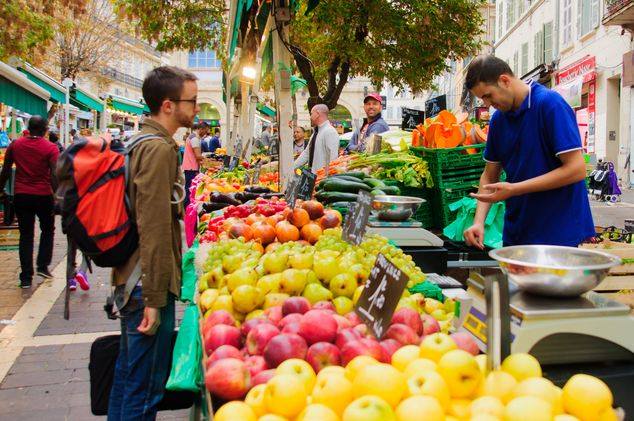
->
[209, 265, 225, 288]
[256, 273, 282, 295]
[329, 273, 357, 298]
[313, 256, 341, 284]
[198, 272, 211, 292]
[222, 254, 244, 274]
[210, 294, 233, 313]
[227, 268, 258, 292]
[302, 269, 320, 285]
[279, 269, 307, 295]
[352, 285, 365, 305]
[264, 293, 290, 309]
[199, 288, 219, 312]
[302, 283, 334, 304]
[232, 285, 262, 313]
[333, 296, 353, 315]
[288, 252, 314, 270]
[262, 253, 288, 274]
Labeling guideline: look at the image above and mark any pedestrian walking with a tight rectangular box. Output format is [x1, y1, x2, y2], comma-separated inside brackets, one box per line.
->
[294, 104, 339, 173]
[0, 116, 59, 288]
[107, 66, 196, 420]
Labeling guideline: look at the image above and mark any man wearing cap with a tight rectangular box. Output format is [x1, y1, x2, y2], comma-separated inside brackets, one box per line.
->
[346, 93, 390, 153]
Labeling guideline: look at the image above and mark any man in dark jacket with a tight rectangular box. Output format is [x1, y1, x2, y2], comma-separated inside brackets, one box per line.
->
[346, 93, 390, 152]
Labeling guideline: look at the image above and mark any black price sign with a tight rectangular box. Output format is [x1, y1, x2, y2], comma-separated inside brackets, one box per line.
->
[355, 253, 409, 339]
[401, 107, 425, 131]
[228, 156, 239, 171]
[297, 170, 316, 201]
[285, 173, 301, 207]
[222, 155, 231, 169]
[425, 94, 447, 119]
[342, 190, 372, 245]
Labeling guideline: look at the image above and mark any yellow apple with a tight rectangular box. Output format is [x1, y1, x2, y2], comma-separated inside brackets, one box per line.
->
[511, 377, 562, 414]
[262, 252, 288, 274]
[352, 363, 407, 407]
[419, 333, 458, 362]
[437, 350, 483, 399]
[263, 293, 290, 309]
[317, 365, 346, 381]
[342, 396, 396, 421]
[296, 403, 339, 421]
[288, 252, 314, 270]
[501, 353, 542, 382]
[448, 399, 472, 419]
[405, 370, 450, 410]
[276, 359, 316, 395]
[505, 396, 552, 421]
[215, 401, 257, 421]
[245, 384, 268, 416]
[232, 285, 262, 313]
[210, 294, 233, 313]
[470, 396, 505, 418]
[199, 288, 219, 312]
[345, 355, 379, 381]
[424, 298, 444, 314]
[333, 296, 354, 315]
[562, 374, 613, 421]
[312, 371, 354, 415]
[264, 374, 308, 418]
[478, 370, 517, 403]
[403, 358, 437, 378]
[227, 267, 258, 292]
[391, 345, 422, 371]
[313, 256, 341, 283]
[329, 273, 357, 298]
[256, 273, 282, 295]
[395, 395, 444, 421]
[279, 268, 307, 295]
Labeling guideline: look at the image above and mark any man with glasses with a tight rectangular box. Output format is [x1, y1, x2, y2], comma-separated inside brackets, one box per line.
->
[108, 66, 198, 421]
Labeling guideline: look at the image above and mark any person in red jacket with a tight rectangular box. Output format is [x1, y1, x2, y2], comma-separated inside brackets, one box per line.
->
[0, 116, 59, 288]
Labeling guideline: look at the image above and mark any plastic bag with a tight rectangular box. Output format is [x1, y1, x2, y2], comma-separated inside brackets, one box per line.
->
[166, 304, 203, 392]
[184, 204, 198, 248]
[443, 197, 505, 249]
[180, 239, 199, 303]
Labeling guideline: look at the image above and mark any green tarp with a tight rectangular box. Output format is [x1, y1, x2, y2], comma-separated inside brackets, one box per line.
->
[18, 69, 65, 104]
[0, 75, 48, 116]
[257, 103, 276, 117]
[71, 88, 104, 112]
[110, 98, 145, 115]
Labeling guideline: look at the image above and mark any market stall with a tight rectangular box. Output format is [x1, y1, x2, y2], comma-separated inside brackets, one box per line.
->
[165, 154, 629, 419]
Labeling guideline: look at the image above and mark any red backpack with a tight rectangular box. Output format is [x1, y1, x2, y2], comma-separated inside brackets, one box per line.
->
[56, 134, 158, 267]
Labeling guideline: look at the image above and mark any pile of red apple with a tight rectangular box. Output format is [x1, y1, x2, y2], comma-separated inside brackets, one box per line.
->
[202, 297, 479, 401]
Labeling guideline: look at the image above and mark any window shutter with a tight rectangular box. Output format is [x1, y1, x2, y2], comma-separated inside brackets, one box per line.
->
[534, 30, 544, 65]
[544, 22, 553, 63]
[521, 43, 529, 75]
[513, 51, 519, 75]
[591, 0, 600, 27]
[577, 0, 583, 38]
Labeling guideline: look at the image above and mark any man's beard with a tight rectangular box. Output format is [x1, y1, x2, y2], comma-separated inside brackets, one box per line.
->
[176, 109, 194, 128]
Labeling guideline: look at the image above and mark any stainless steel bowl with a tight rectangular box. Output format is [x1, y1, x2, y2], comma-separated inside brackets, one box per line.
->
[371, 195, 424, 222]
[489, 245, 621, 297]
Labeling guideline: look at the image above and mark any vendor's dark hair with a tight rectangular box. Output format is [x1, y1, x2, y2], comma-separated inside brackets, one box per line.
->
[142, 66, 197, 115]
[28, 115, 48, 137]
[49, 132, 59, 143]
[465, 55, 514, 90]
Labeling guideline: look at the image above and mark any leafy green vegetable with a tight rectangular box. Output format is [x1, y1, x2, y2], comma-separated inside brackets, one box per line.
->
[348, 152, 433, 188]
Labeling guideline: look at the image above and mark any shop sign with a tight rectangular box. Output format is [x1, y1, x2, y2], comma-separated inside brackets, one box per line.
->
[401, 107, 425, 131]
[553, 78, 583, 108]
[556, 56, 596, 85]
[342, 190, 372, 246]
[425, 95, 446, 118]
[354, 253, 409, 339]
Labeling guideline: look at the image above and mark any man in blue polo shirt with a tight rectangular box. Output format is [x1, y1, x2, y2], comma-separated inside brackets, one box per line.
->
[463, 55, 594, 248]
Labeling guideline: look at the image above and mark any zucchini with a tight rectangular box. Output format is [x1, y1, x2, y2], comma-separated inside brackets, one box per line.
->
[329, 201, 353, 208]
[363, 178, 387, 189]
[317, 191, 359, 204]
[322, 179, 371, 193]
[381, 185, 401, 195]
[337, 171, 366, 179]
[371, 189, 386, 196]
[331, 175, 367, 183]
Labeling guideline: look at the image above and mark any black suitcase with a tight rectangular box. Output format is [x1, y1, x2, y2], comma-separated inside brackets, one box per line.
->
[89, 333, 196, 416]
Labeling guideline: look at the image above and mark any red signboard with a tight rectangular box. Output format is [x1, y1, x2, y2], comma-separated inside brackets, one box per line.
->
[556, 56, 596, 85]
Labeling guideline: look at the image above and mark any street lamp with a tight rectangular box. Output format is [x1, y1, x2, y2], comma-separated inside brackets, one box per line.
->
[61, 78, 74, 147]
[240, 66, 256, 85]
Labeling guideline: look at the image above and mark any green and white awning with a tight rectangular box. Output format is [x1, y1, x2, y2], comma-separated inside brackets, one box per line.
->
[0, 61, 49, 116]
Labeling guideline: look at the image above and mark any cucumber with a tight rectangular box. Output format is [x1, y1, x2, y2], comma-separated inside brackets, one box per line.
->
[331, 175, 367, 183]
[370, 189, 386, 196]
[322, 179, 371, 193]
[381, 185, 401, 195]
[337, 171, 366, 179]
[363, 178, 387, 189]
[329, 201, 353, 208]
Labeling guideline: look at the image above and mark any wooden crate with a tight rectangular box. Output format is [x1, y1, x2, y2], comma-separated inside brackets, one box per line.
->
[581, 241, 634, 275]
[0, 225, 19, 249]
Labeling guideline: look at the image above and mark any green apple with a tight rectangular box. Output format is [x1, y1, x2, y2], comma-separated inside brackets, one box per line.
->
[329, 273, 357, 298]
[302, 283, 333, 304]
[279, 269, 307, 295]
[232, 285, 262, 313]
[313, 257, 341, 284]
[227, 268, 258, 292]
[288, 252, 314, 270]
[256, 273, 282, 295]
[333, 296, 353, 315]
[342, 396, 396, 421]
[263, 293, 290, 309]
[262, 253, 288, 274]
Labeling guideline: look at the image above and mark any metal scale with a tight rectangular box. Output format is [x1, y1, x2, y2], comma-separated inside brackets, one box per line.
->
[366, 217, 445, 247]
[461, 272, 634, 366]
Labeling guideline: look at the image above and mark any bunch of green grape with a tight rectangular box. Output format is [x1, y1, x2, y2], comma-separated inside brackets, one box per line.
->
[202, 238, 261, 272]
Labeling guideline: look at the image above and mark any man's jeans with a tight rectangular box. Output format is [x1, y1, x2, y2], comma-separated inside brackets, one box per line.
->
[14, 194, 55, 283]
[107, 287, 175, 421]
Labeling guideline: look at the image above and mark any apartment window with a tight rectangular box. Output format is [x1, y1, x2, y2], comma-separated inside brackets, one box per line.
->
[543, 22, 553, 63]
[188, 51, 222, 68]
[562, 0, 573, 46]
[521, 43, 529, 76]
[578, 0, 600, 37]
[506, 0, 515, 31]
[518, 0, 526, 17]
[513, 51, 519, 76]
[497, 1, 505, 38]
[534, 30, 544, 66]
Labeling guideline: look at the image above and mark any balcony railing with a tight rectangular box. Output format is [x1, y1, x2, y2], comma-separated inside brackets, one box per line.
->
[100, 67, 143, 88]
[603, 0, 634, 27]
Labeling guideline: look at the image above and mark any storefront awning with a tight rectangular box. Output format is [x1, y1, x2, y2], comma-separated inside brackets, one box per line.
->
[16, 64, 66, 104]
[0, 61, 49, 116]
[257, 103, 276, 117]
[108, 95, 146, 115]
[71, 88, 104, 113]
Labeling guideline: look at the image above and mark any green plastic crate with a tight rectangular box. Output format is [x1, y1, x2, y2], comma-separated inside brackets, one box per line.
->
[430, 182, 480, 228]
[410, 144, 486, 170]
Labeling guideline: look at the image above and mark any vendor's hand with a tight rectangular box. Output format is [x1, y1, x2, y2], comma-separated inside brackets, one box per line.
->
[138, 307, 161, 335]
[464, 222, 485, 250]
[470, 182, 516, 203]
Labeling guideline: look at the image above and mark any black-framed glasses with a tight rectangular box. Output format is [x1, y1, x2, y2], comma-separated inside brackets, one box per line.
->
[170, 98, 198, 105]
